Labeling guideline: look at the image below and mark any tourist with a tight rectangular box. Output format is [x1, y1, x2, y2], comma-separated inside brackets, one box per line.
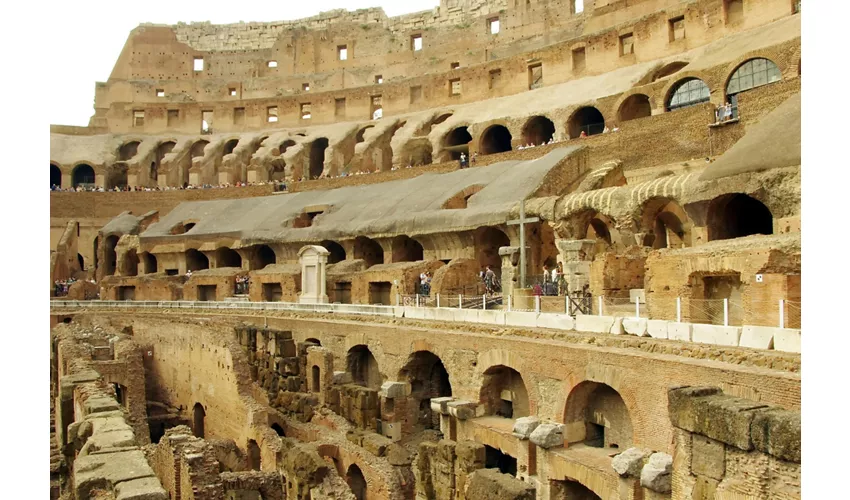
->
[459, 153, 468, 169]
[471, 152, 478, 165]
[603, 126, 610, 134]
[580, 130, 587, 138]
[484, 265, 497, 295]
[724, 101, 734, 121]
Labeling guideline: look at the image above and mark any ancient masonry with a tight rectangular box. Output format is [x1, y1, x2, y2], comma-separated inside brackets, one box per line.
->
[50, 1, 801, 499]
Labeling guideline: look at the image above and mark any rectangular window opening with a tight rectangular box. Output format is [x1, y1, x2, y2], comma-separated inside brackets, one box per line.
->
[725, 0, 744, 24]
[449, 78, 462, 96]
[302, 83, 310, 92]
[489, 18, 500, 34]
[338, 45, 348, 60]
[201, 110, 213, 134]
[267, 60, 277, 68]
[528, 63, 543, 90]
[371, 95, 383, 120]
[375, 75, 383, 84]
[572, 47, 586, 72]
[335, 98, 346, 118]
[669, 16, 685, 41]
[167, 109, 179, 127]
[229, 88, 237, 96]
[410, 86, 422, 104]
[133, 110, 145, 128]
[193, 57, 204, 71]
[156, 89, 165, 97]
[451, 62, 460, 70]
[411, 34, 423, 51]
[489, 69, 502, 90]
[573, 0, 585, 14]
[620, 33, 634, 56]
[233, 107, 245, 125]
[301, 103, 312, 120]
[267, 106, 278, 123]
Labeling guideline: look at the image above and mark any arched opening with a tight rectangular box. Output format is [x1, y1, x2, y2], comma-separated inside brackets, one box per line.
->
[726, 58, 782, 119]
[247, 439, 261, 471]
[391, 235, 424, 263]
[356, 126, 374, 143]
[103, 235, 119, 277]
[51, 164, 62, 187]
[223, 139, 239, 156]
[353, 237, 384, 267]
[215, 247, 242, 268]
[93, 236, 99, 270]
[309, 138, 329, 179]
[169, 222, 196, 235]
[479, 125, 513, 155]
[253, 245, 276, 269]
[155, 141, 176, 181]
[521, 116, 555, 145]
[141, 252, 157, 274]
[618, 94, 652, 122]
[122, 249, 138, 276]
[345, 464, 367, 500]
[305, 338, 322, 346]
[185, 249, 209, 271]
[666, 78, 710, 111]
[77, 254, 85, 270]
[640, 198, 690, 249]
[484, 445, 518, 476]
[72, 164, 95, 188]
[652, 61, 689, 82]
[312, 365, 321, 393]
[399, 351, 452, 430]
[346, 345, 383, 389]
[118, 141, 140, 161]
[443, 126, 472, 160]
[190, 140, 209, 158]
[551, 479, 602, 500]
[474, 226, 510, 273]
[271, 423, 285, 437]
[321, 240, 346, 264]
[279, 139, 296, 155]
[192, 403, 205, 438]
[564, 381, 633, 449]
[479, 365, 529, 419]
[568, 107, 605, 138]
[707, 193, 773, 241]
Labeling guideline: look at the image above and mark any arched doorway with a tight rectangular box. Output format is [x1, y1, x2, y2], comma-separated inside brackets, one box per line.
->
[474, 226, 510, 274]
[618, 94, 652, 122]
[118, 141, 140, 161]
[253, 245, 277, 269]
[77, 254, 85, 270]
[122, 249, 138, 276]
[140, 252, 157, 274]
[271, 423, 285, 437]
[247, 439, 261, 470]
[521, 116, 555, 145]
[707, 194, 773, 241]
[564, 381, 633, 449]
[321, 240, 346, 264]
[443, 126, 472, 160]
[312, 365, 321, 393]
[155, 141, 176, 184]
[479, 365, 529, 419]
[190, 140, 209, 159]
[103, 235, 119, 276]
[568, 107, 605, 138]
[51, 164, 62, 187]
[72, 164, 95, 188]
[640, 198, 690, 249]
[399, 351, 452, 430]
[346, 464, 367, 500]
[223, 139, 239, 156]
[215, 247, 242, 268]
[185, 249, 209, 271]
[346, 345, 383, 389]
[353, 237, 384, 267]
[391, 235, 424, 262]
[192, 403, 205, 438]
[479, 125, 513, 154]
[356, 126, 374, 143]
[309, 138, 329, 179]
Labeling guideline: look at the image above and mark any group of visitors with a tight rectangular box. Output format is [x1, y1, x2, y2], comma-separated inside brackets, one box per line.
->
[53, 278, 79, 296]
[479, 265, 499, 295]
[534, 263, 566, 296]
[418, 272, 433, 296]
[518, 137, 558, 150]
[235, 275, 251, 295]
[714, 101, 736, 123]
[51, 181, 286, 193]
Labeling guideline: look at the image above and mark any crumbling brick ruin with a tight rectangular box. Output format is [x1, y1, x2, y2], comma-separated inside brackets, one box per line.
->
[50, 1, 802, 498]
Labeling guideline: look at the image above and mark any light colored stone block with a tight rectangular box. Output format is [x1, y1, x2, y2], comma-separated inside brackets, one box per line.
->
[332, 371, 352, 385]
[739, 326, 777, 350]
[536, 313, 575, 331]
[405, 306, 424, 319]
[640, 453, 673, 493]
[575, 315, 616, 333]
[380, 381, 408, 399]
[447, 400, 477, 420]
[505, 311, 539, 328]
[434, 307, 456, 323]
[529, 422, 565, 449]
[422, 308, 437, 321]
[478, 309, 506, 325]
[774, 328, 801, 353]
[630, 289, 646, 304]
[512, 416, 540, 439]
[647, 319, 669, 339]
[609, 317, 625, 335]
[667, 322, 692, 341]
[622, 318, 648, 336]
[430, 396, 453, 415]
[460, 309, 480, 323]
[612, 447, 651, 477]
[692, 324, 742, 346]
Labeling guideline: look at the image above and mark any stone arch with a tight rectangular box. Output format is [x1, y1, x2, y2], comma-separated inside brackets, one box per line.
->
[309, 138, 329, 179]
[192, 403, 205, 438]
[651, 61, 689, 82]
[479, 364, 529, 418]
[402, 139, 433, 166]
[321, 240, 346, 264]
[639, 197, 690, 249]
[346, 463, 367, 500]
[72, 164, 95, 187]
[305, 337, 322, 346]
[550, 479, 602, 500]
[185, 249, 209, 271]
[617, 94, 652, 122]
[102, 235, 119, 277]
[479, 124, 513, 154]
[474, 226, 510, 272]
[278, 139, 296, 155]
[355, 125, 374, 143]
[222, 138, 239, 156]
[563, 381, 633, 449]
[442, 185, 485, 209]
[121, 249, 138, 276]
[190, 140, 209, 158]
[247, 439, 261, 470]
[140, 252, 157, 274]
[707, 193, 773, 241]
[521, 115, 555, 145]
[271, 423, 285, 437]
[154, 141, 176, 180]
[568, 106, 605, 138]
[398, 350, 452, 430]
[346, 345, 383, 389]
[118, 141, 140, 161]
[311, 365, 321, 393]
[77, 253, 85, 270]
[442, 126, 472, 160]
[252, 245, 277, 269]
[391, 235, 424, 263]
[215, 247, 242, 268]
[51, 164, 62, 187]
[353, 236, 384, 267]
[665, 77, 711, 112]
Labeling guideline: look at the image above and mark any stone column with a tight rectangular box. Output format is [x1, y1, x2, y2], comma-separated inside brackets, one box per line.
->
[298, 245, 329, 304]
[499, 246, 520, 297]
[556, 239, 597, 295]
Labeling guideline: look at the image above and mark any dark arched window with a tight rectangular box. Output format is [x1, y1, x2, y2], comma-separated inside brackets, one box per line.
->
[72, 164, 95, 187]
[667, 78, 710, 111]
[51, 164, 62, 188]
[726, 58, 781, 119]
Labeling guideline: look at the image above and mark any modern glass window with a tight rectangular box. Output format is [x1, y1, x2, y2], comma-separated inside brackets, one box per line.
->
[726, 58, 781, 96]
[667, 78, 710, 111]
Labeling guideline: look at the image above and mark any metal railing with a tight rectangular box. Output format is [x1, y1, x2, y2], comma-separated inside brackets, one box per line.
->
[50, 299, 397, 317]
